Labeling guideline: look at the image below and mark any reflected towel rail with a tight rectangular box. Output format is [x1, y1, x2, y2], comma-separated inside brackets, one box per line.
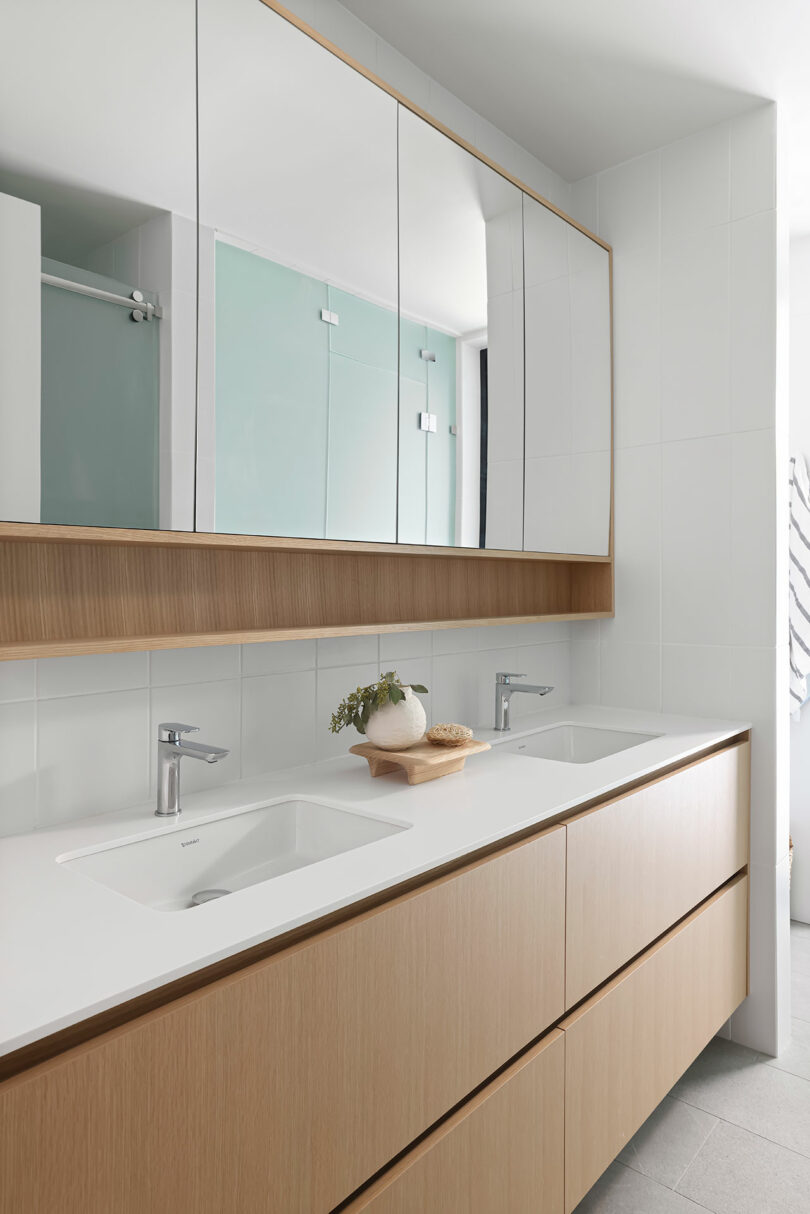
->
[41, 272, 163, 321]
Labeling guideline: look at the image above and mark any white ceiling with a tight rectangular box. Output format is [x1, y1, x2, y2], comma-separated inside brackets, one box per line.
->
[341, 0, 810, 235]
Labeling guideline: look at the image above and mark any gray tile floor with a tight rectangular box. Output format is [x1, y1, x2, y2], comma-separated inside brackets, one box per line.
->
[574, 921, 810, 1213]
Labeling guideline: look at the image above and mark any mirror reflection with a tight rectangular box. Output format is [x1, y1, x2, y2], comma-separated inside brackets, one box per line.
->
[0, 0, 197, 530]
[197, 0, 399, 542]
[398, 109, 525, 550]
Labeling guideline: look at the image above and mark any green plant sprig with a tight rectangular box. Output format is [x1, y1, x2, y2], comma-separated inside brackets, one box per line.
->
[330, 671, 428, 735]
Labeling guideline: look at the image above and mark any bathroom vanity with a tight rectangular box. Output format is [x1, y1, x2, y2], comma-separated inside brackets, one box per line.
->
[0, 709, 750, 1213]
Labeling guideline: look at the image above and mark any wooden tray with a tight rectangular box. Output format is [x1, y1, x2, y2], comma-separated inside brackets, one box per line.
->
[349, 736, 491, 785]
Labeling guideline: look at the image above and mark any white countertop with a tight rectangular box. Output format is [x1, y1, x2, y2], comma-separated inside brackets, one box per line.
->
[0, 705, 748, 1059]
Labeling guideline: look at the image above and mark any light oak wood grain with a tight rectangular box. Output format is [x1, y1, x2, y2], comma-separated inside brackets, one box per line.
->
[0, 520, 612, 561]
[562, 874, 749, 1213]
[565, 740, 749, 1007]
[344, 1031, 565, 1213]
[0, 537, 613, 660]
[0, 825, 566, 1214]
[349, 736, 491, 783]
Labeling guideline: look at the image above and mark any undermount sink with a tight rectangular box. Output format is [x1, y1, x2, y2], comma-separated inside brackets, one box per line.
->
[59, 798, 409, 912]
[502, 723, 659, 764]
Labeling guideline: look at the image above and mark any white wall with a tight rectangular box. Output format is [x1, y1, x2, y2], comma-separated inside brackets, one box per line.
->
[566, 105, 789, 1056]
[789, 236, 810, 924]
[0, 623, 570, 836]
[0, 192, 40, 522]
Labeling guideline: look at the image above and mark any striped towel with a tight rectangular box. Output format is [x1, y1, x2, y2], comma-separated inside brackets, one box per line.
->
[790, 455, 810, 715]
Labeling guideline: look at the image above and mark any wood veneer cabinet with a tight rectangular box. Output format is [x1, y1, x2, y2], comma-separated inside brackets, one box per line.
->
[565, 740, 750, 1006]
[562, 873, 748, 1212]
[0, 740, 751, 1214]
[0, 825, 566, 1214]
[344, 1031, 565, 1214]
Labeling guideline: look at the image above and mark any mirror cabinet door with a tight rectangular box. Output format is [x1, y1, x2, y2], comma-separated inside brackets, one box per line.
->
[197, 0, 399, 543]
[0, 0, 197, 531]
[523, 194, 612, 556]
[397, 108, 525, 551]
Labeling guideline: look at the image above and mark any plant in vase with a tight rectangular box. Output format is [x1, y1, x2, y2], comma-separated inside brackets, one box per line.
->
[330, 671, 429, 751]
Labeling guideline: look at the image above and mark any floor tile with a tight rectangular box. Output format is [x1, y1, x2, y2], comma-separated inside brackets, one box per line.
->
[767, 1018, 810, 1083]
[574, 1161, 706, 1212]
[618, 1096, 717, 1188]
[792, 927, 810, 979]
[672, 1038, 810, 1159]
[677, 1119, 810, 1214]
[793, 967, 810, 1022]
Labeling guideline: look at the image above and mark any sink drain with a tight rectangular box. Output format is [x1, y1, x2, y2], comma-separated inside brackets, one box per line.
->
[191, 888, 231, 906]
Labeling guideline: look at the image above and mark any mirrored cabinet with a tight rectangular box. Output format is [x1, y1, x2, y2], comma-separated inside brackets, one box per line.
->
[0, 0, 197, 532]
[0, 0, 613, 660]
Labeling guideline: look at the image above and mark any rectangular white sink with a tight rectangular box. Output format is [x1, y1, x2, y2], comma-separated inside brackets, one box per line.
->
[59, 798, 409, 912]
[502, 723, 659, 764]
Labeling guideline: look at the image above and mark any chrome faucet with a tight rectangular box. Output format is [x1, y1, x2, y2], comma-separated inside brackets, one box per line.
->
[494, 672, 554, 732]
[156, 722, 229, 818]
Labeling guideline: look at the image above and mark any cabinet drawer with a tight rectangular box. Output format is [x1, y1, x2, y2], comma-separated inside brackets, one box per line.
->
[346, 1030, 565, 1214]
[566, 740, 749, 1006]
[0, 824, 565, 1214]
[562, 873, 748, 1212]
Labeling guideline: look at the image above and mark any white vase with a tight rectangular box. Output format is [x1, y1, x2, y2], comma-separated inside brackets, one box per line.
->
[365, 687, 427, 751]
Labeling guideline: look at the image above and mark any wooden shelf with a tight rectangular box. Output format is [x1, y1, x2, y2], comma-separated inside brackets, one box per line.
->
[0, 523, 614, 660]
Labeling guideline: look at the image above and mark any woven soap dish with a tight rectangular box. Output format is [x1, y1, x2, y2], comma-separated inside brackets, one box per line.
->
[427, 723, 474, 748]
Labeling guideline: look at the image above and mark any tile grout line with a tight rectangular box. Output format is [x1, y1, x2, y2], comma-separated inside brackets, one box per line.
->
[671, 1116, 720, 1195]
[670, 1090, 810, 1163]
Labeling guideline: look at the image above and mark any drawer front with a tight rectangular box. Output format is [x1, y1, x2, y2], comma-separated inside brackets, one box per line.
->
[346, 1030, 565, 1214]
[0, 825, 566, 1214]
[566, 740, 749, 1006]
[562, 873, 748, 1213]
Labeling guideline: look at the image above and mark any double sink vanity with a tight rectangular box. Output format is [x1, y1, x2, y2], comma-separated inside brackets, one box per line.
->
[0, 704, 750, 1213]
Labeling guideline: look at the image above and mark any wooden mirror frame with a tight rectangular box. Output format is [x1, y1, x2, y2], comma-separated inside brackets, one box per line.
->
[0, 0, 613, 660]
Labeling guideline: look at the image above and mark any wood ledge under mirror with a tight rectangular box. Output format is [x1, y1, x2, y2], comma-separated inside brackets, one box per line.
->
[0, 524, 613, 660]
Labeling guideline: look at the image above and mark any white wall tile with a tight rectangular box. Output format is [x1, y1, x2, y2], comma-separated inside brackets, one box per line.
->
[432, 627, 487, 656]
[316, 663, 378, 760]
[37, 652, 148, 699]
[242, 671, 316, 777]
[731, 211, 777, 433]
[317, 635, 379, 668]
[662, 435, 732, 646]
[379, 630, 432, 663]
[242, 640, 316, 676]
[731, 104, 776, 221]
[569, 176, 598, 233]
[731, 428, 777, 647]
[662, 122, 730, 247]
[38, 691, 150, 826]
[0, 660, 36, 703]
[661, 224, 730, 442]
[600, 642, 661, 711]
[0, 702, 36, 837]
[431, 652, 482, 727]
[513, 642, 571, 716]
[150, 646, 240, 687]
[598, 151, 660, 252]
[601, 445, 661, 644]
[148, 681, 241, 796]
[571, 640, 601, 704]
[612, 245, 661, 449]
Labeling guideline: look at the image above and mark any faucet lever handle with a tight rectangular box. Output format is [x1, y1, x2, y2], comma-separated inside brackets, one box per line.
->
[158, 722, 200, 743]
[495, 672, 526, 684]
